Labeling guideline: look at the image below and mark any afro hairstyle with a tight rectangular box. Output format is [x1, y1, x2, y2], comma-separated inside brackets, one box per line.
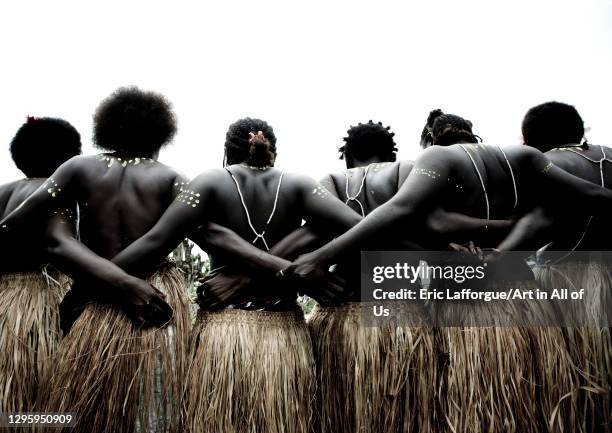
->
[10, 116, 82, 178]
[93, 86, 177, 155]
[339, 120, 398, 163]
[522, 101, 584, 152]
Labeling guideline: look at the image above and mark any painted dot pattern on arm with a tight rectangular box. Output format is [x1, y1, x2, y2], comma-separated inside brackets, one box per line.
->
[541, 161, 554, 174]
[44, 178, 62, 198]
[312, 185, 330, 198]
[52, 208, 77, 222]
[412, 168, 442, 180]
[175, 183, 201, 208]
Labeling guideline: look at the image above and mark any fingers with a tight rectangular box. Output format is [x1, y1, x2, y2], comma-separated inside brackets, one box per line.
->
[130, 297, 174, 329]
[197, 284, 223, 310]
[149, 299, 174, 326]
[277, 264, 295, 278]
[449, 242, 468, 252]
[327, 272, 346, 288]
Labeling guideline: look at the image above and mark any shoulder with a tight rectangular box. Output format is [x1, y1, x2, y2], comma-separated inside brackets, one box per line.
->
[544, 148, 574, 170]
[0, 180, 22, 209]
[150, 160, 189, 184]
[188, 168, 231, 194]
[414, 145, 463, 170]
[397, 160, 414, 185]
[0, 179, 24, 195]
[282, 171, 319, 189]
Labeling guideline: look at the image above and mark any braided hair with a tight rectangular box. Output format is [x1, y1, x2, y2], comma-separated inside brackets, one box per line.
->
[339, 120, 398, 163]
[224, 118, 277, 167]
[420, 109, 479, 148]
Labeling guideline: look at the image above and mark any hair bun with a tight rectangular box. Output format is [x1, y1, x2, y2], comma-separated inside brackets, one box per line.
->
[247, 134, 274, 167]
[427, 109, 444, 127]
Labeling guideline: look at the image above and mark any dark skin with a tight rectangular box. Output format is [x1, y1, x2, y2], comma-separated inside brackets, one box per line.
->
[323, 158, 514, 247]
[0, 178, 56, 272]
[318, 157, 515, 300]
[0, 152, 190, 325]
[284, 143, 612, 279]
[497, 144, 612, 255]
[167, 154, 510, 307]
[107, 158, 363, 308]
[0, 175, 169, 328]
[1, 144, 352, 318]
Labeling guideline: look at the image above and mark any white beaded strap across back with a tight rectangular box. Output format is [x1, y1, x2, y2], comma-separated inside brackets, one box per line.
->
[459, 144, 519, 220]
[226, 168, 284, 251]
[547, 144, 611, 263]
[344, 165, 371, 217]
[563, 144, 612, 187]
[496, 145, 518, 210]
[459, 144, 490, 220]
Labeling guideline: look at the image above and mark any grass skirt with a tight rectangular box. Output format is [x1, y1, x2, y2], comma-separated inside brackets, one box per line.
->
[308, 302, 435, 433]
[37, 263, 191, 433]
[534, 262, 611, 433]
[186, 308, 314, 433]
[434, 280, 581, 433]
[0, 270, 68, 414]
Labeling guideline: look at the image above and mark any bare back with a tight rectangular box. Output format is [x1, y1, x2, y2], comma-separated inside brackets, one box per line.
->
[69, 154, 183, 259]
[322, 161, 413, 216]
[321, 161, 412, 298]
[0, 179, 51, 271]
[0, 154, 184, 262]
[201, 166, 323, 269]
[390, 144, 527, 249]
[544, 144, 612, 250]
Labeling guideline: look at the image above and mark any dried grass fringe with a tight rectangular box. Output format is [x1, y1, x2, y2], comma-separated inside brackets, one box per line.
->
[186, 308, 314, 433]
[36, 264, 191, 433]
[0, 271, 68, 415]
[534, 262, 611, 433]
[309, 302, 436, 433]
[434, 280, 582, 433]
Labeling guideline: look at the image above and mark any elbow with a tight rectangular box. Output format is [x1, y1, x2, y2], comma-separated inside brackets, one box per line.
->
[45, 232, 70, 260]
[425, 208, 449, 235]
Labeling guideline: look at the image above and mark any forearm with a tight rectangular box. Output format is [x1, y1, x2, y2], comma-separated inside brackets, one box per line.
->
[314, 200, 409, 264]
[269, 226, 328, 260]
[192, 222, 290, 275]
[110, 230, 183, 276]
[0, 191, 53, 233]
[496, 208, 553, 252]
[48, 235, 134, 292]
[46, 220, 136, 297]
[427, 209, 515, 244]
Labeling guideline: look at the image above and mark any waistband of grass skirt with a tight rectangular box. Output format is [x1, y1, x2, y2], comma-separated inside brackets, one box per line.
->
[198, 307, 306, 325]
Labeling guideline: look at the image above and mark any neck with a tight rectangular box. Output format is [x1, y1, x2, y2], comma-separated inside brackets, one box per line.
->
[111, 151, 158, 160]
[347, 157, 388, 169]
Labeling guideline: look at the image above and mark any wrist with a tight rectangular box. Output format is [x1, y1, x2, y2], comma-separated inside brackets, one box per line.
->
[313, 246, 334, 266]
[116, 274, 138, 293]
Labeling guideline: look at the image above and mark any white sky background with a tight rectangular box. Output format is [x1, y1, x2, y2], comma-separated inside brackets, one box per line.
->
[0, 0, 610, 185]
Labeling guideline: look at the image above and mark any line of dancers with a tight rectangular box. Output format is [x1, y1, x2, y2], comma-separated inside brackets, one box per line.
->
[0, 87, 610, 433]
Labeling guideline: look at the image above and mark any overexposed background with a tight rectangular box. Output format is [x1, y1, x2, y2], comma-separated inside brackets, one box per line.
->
[0, 0, 610, 184]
